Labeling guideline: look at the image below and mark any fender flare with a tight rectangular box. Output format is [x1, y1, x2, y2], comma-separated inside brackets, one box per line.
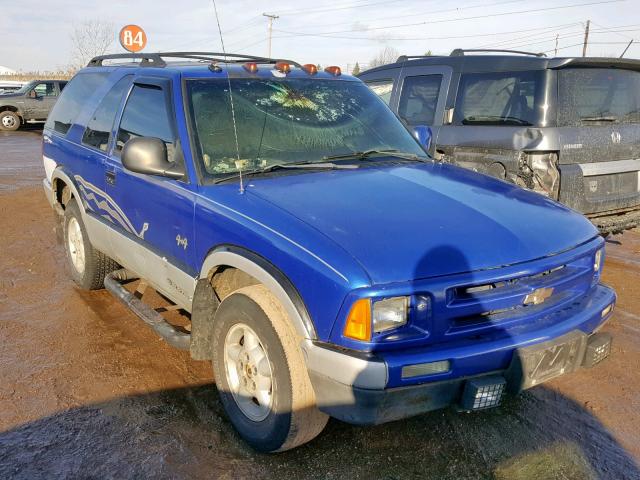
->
[50, 168, 85, 213]
[190, 245, 317, 360]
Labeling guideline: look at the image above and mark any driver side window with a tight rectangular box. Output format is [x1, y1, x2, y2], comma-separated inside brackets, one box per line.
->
[116, 84, 176, 161]
[32, 82, 56, 97]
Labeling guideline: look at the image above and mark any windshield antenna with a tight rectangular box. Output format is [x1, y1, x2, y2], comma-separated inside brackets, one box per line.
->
[211, 0, 244, 193]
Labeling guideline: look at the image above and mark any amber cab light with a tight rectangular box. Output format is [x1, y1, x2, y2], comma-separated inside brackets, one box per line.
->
[274, 62, 291, 73]
[302, 63, 318, 75]
[324, 65, 341, 76]
[343, 298, 372, 341]
[243, 62, 258, 73]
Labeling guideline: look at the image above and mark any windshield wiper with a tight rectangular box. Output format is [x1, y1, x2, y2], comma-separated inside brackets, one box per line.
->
[322, 149, 427, 162]
[213, 161, 357, 184]
[462, 115, 532, 125]
[580, 115, 618, 122]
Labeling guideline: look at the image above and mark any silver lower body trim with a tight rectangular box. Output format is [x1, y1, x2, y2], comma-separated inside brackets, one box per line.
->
[579, 158, 640, 177]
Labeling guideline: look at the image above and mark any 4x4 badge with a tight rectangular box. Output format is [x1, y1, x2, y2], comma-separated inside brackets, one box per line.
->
[611, 131, 622, 144]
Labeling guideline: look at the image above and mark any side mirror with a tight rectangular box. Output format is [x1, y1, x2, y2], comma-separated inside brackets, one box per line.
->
[413, 125, 432, 150]
[121, 137, 185, 180]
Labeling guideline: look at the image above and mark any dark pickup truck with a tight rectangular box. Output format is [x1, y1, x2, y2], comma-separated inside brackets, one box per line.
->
[0, 79, 67, 131]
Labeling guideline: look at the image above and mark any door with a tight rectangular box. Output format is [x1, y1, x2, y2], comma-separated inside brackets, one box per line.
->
[104, 76, 197, 305]
[395, 66, 453, 155]
[28, 81, 57, 119]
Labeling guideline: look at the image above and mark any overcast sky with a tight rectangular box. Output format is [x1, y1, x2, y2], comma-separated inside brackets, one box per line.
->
[1, 0, 640, 72]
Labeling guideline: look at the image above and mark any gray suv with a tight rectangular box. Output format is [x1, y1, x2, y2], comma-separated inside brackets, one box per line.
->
[0, 80, 67, 131]
[359, 49, 640, 234]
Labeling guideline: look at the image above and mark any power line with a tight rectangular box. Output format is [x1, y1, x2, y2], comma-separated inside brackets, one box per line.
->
[270, 0, 408, 16]
[270, 0, 624, 37]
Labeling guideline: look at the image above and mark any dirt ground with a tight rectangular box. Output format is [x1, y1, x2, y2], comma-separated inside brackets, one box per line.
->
[1, 129, 640, 479]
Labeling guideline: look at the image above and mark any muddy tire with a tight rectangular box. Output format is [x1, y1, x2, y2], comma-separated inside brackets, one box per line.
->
[63, 199, 118, 290]
[211, 284, 328, 452]
[0, 111, 20, 131]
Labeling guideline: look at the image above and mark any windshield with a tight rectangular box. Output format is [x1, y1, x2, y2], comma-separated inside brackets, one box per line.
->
[454, 70, 544, 126]
[186, 78, 426, 179]
[558, 68, 640, 126]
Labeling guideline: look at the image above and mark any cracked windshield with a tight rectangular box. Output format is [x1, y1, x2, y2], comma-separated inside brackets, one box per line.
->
[186, 78, 426, 178]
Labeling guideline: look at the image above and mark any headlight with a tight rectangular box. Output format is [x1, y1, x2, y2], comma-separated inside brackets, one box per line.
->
[373, 296, 408, 333]
[594, 249, 603, 272]
[525, 152, 560, 199]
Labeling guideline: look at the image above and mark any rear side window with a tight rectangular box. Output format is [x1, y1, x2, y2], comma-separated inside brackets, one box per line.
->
[558, 68, 640, 126]
[454, 70, 542, 126]
[365, 79, 394, 105]
[398, 75, 442, 126]
[116, 84, 175, 159]
[45, 72, 109, 135]
[82, 76, 132, 151]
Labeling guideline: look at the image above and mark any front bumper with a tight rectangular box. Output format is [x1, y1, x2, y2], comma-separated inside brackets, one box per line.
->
[304, 284, 615, 425]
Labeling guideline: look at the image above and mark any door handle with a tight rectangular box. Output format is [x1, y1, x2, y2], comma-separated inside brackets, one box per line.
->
[105, 170, 116, 186]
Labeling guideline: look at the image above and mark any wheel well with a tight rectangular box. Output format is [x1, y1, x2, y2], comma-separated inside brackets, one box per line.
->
[52, 178, 73, 211]
[209, 266, 260, 302]
[0, 105, 20, 115]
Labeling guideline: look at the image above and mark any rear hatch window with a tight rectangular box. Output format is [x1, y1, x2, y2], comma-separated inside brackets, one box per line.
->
[558, 68, 640, 126]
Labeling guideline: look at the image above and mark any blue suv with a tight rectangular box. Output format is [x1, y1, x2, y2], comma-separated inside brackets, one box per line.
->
[42, 52, 615, 452]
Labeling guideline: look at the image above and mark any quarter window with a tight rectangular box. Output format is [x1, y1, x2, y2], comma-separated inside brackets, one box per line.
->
[398, 75, 442, 126]
[365, 79, 394, 105]
[116, 84, 175, 159]
[454, 71, 542, 126]
[45, 72, 109, 135]
[82, 76, 132, 152]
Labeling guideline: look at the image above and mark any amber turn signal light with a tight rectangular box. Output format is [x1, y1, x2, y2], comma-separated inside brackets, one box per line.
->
[343, 298, 371, 341]
[302, 63, 318, 75]
[324, 65, 341, 76]
[274, 62, 291, 73]
[243, 62, 258, 73]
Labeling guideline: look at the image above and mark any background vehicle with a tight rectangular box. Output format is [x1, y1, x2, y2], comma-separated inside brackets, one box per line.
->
[42, 52, 614, 452]
[0, 79, 67, 131]
[359, 49, 640, 234]
[0, 80, 27, 95]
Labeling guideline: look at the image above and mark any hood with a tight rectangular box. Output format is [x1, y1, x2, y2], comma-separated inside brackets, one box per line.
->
[0, 92, 21, 98]
[244, 162, 598, 285]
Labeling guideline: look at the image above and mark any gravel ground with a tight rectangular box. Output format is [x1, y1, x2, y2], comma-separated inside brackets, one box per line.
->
[1, 129, 639, 479]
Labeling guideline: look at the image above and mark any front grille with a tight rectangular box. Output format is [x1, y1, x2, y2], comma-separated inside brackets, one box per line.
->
[439, 249, 596, 339]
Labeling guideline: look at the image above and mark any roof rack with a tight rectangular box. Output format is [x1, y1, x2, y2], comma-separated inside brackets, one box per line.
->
[87, 52, 303, 68]
[395, 55, 441, 62]
[449, 48, 546, 57]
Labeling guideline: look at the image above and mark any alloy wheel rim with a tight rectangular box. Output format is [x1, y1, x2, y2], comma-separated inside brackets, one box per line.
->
[223, 323, 274, 421]
[67, 217, 86, 274]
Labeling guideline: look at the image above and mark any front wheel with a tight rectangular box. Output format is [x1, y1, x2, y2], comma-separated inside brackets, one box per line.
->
[211, 285, 328, 452]
[0, 111, 20, 131]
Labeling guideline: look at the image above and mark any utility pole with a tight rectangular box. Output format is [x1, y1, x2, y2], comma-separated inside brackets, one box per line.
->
[262, 13, 279, 58]
[582, 19, 590, 57]
[554, 34, 559, 56]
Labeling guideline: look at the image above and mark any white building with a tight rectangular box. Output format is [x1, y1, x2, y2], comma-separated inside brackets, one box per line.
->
[0, 66, 17, 75]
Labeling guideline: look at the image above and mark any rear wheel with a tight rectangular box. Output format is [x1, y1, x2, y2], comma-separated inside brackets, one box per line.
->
[211, 284, 328, 452]
[63, 199, 118, 290]
[0, 111, 20, 131]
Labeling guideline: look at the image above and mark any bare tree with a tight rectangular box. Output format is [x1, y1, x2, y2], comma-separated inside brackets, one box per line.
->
[368, 46, 400, 69]
[69, 19, 115, 70]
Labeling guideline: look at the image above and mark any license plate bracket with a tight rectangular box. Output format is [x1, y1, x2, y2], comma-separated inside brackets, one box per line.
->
[506, 331, 587, 392]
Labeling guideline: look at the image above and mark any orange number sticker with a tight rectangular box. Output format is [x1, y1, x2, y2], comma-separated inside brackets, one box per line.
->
[119, 25, 147, 53]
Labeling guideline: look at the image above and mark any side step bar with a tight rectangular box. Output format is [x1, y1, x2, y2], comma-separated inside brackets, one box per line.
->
[104, 269, 191, 350]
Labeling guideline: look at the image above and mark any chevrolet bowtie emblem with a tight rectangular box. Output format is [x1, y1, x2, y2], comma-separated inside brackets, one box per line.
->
[523, 287, 554, 306]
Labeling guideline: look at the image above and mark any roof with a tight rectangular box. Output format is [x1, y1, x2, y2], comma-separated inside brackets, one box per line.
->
[361, 52, 640, 76]
[84, 52, 357, 81]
